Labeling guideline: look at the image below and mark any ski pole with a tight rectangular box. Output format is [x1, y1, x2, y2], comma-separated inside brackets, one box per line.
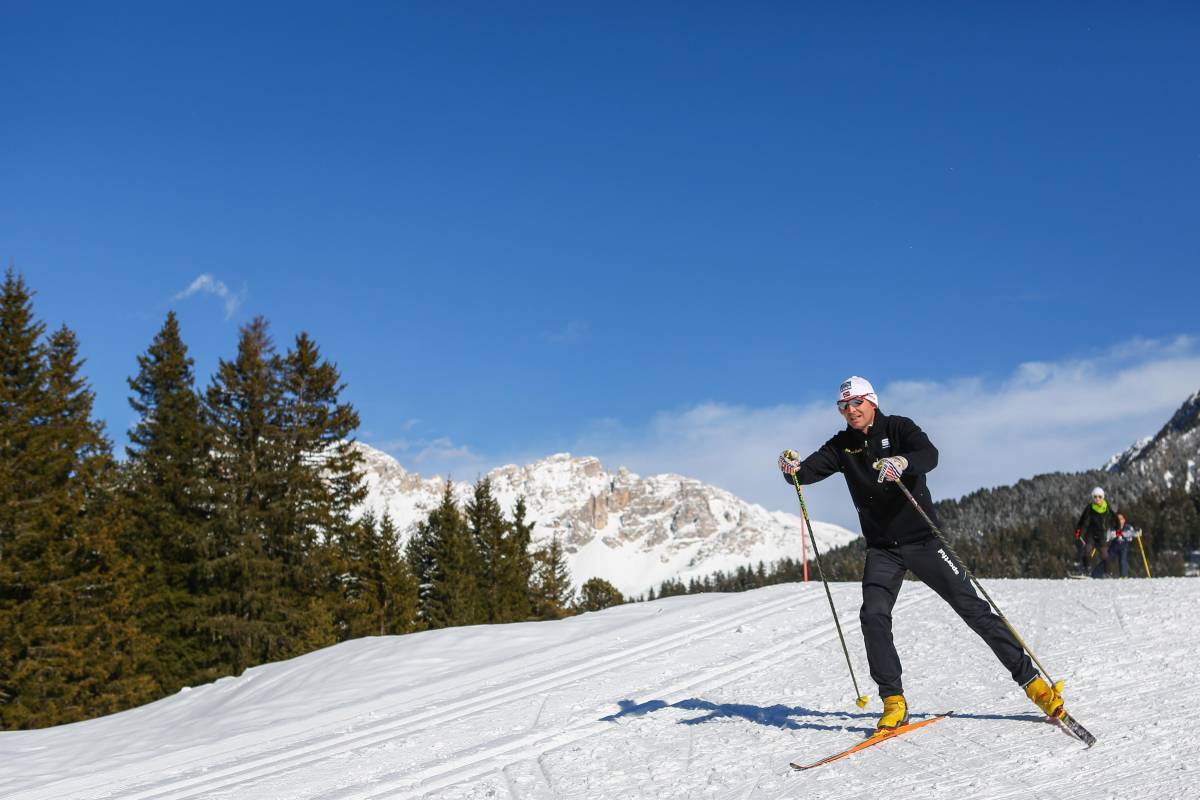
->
[884, 472, 1063, 694]
[1136, 532, 1152, 578]
[785, 461, 869, 709]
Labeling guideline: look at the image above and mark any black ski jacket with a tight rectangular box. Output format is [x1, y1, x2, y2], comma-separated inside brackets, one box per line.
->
[1076, 503, 1118, 547]
[783, 410, 941, 547]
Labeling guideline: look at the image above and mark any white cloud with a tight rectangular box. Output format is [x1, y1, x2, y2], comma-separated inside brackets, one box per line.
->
[368, 434, 494, 483]
[174, 273, 246, 319]
[570, 337, 1200, 532]
[362, 336, 1200, 533]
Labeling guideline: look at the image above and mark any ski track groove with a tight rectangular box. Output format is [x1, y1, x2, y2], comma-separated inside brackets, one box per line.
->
[343, 591, 936, 800]
[500, 764, 521, 800]
[536, 753, 556, 799]
[530, 694, 550, 730]
[56, 588, 825, 800]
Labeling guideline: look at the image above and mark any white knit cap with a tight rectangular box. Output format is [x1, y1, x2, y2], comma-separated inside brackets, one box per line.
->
[838, 376, 878, 405]
[1091, 487, 1105, 498]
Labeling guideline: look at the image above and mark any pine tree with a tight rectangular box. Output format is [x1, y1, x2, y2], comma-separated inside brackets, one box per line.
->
[576, 577, 624, 613]
[0, 272, 54, 719]
[466, 478, 508, 622]
[124, 311, 215, 689]
[9, 481, 157, 727]
[204, 317, 335, 674]
[373, 513, 419, 634]
[276, 331, 366, 644]
[1, 309, 155, 727]
[0, 269, 47, 577]
[278, 332, 365, 576]
[497, 496, 535, 621]
[332, 511, 419, 638]
[406, 508, 436, 627]
[420, 483, 482, 628]
[532, 534, 573, 620]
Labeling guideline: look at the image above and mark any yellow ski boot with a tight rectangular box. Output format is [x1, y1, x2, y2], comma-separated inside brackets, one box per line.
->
[876, 694, 909, 731]
[1024, 676, 1064, 718]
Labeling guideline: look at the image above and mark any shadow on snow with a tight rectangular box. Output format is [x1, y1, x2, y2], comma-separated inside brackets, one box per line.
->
[602, 698, 1046, 735]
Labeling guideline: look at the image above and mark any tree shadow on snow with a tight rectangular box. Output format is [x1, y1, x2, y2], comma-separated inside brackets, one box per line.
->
[602, 699, 1047, 735]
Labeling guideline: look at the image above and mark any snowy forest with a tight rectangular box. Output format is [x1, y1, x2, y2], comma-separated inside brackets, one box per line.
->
[0, 270, 624, 730]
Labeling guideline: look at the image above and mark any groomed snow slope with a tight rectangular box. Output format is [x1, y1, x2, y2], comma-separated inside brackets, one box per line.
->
[2, 579, 1196, 800]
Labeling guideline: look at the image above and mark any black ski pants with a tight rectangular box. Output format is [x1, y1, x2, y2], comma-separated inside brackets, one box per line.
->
[860, 535, 1038, 698]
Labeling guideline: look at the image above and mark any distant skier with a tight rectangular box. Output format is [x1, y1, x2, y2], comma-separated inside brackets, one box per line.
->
[1109, 512, 1135, 579]
[1074, 487, 1119, 579]
[778, 376, 1063, 731]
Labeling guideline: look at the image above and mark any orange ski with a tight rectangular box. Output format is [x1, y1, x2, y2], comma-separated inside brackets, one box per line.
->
[790, 712, 952, 770]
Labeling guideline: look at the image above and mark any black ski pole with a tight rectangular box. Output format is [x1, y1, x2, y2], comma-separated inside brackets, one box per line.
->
[785, 459, 869, 709]
[882, 469, 1062, 693]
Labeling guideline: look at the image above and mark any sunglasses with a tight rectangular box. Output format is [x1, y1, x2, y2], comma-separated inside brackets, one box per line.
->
[837, 397, 868, 411]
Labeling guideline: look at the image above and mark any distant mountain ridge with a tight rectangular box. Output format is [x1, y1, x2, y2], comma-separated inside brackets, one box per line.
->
[354, 444, 857, 597]
[1105, 389, 1200, 490]
[938, 388, 1200, 536]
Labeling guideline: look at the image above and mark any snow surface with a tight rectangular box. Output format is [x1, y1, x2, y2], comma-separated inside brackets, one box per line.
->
[3, 579, 1196, 800]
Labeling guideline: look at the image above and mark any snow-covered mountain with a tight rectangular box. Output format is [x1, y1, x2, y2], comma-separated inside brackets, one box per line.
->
[938, 387, 1200, 536]
[354, 443, 857, 597]
[1105, 388, 1200, 494]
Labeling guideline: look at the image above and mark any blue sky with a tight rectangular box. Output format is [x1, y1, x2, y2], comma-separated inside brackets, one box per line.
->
[4, 3, 1199, 528]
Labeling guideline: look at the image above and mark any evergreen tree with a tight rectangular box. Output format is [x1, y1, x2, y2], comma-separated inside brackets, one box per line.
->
[1, 305, 155, 727]
[0, 273, 56, 720]
[124, 311, 215, 689]
[278, 332, 365, 576]
[420, 483, 482, 628]
[497, 496, 535, 621]
[204, 317, 334, 674]
[531, 534, 573, 619]
[576, 577, 624, 613]
[0, 269, 47, 576]
[333, 512, 419, 638]
[466, 478, 508, 622]
[8, 481, 157, 728]
[405, 508, 436, 627]
[372, 513, 419, 635]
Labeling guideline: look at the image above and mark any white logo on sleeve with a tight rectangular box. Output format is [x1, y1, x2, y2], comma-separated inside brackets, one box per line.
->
[881, 438, 890, 449]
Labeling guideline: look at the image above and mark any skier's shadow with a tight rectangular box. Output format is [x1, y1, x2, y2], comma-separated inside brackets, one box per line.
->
[603, 698, 879, 734]
[602, 699, 1046, 734]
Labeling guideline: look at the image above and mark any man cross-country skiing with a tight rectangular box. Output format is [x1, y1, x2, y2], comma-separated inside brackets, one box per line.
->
[778, 376, 1063, 730]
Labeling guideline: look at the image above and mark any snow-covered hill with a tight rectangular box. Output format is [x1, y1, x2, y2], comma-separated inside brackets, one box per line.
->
[939, 387, 1200, 537]
[1105, 388, 1200, 493]
[4, 578, 1194, 799]
[355, 443, 857, 597]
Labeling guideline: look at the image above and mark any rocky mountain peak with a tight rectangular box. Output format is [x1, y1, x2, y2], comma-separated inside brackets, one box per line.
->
[1105, 388, 1200, 492]
[353, 443, 855, 596]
